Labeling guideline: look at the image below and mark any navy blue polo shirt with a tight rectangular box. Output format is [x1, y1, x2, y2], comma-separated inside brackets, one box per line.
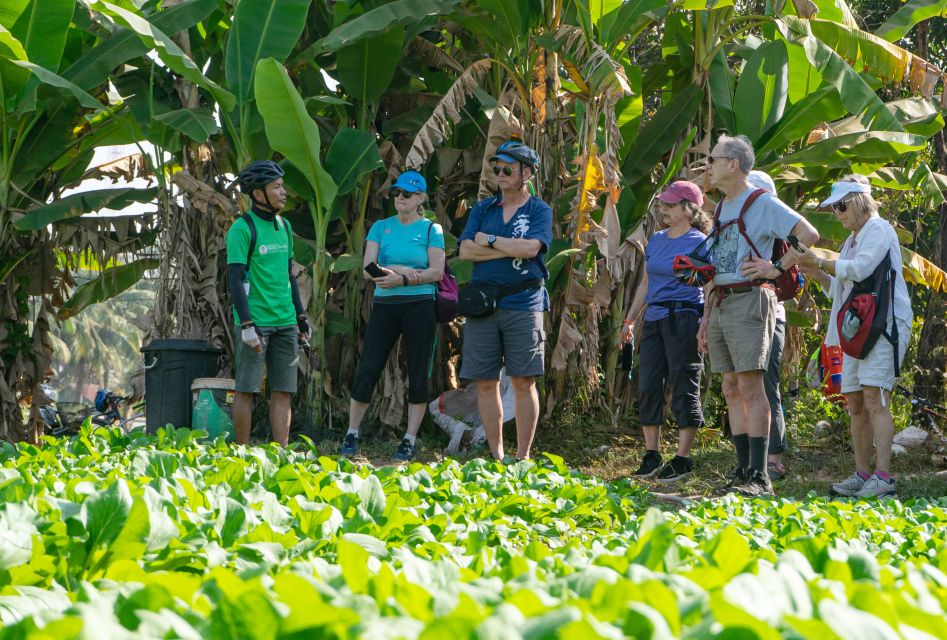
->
[459, 195, 553, 311]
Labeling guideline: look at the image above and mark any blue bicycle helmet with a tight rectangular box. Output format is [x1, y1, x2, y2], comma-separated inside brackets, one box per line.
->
[236, 160, 285, 193]
[94, 389, 112, 413]
[490, 141, 540, 169]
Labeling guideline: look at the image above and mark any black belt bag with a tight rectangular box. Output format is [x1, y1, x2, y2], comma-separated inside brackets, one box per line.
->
[458, 279, 544, 318]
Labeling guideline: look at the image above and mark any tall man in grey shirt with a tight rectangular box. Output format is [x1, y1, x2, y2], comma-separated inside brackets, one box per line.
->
[697, 135, 819, 496]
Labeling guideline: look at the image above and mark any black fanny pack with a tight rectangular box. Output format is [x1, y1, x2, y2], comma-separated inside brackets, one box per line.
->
[458, 279, 544, 318]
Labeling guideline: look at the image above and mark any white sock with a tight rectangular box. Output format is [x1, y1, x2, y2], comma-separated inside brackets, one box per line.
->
[403, 434, 416, 445]
[346, 428, 359, 436]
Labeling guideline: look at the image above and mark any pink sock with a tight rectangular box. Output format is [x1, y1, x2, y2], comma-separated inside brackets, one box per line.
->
[856, 471, 870, 480]
[875, 471, 892, 482]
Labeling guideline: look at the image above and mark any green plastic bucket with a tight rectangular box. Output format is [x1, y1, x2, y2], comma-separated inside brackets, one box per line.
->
[191, 378, 234, 441]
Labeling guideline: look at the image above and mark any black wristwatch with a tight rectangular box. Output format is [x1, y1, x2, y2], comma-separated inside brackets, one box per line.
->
[773, 260, 786, 274]
[402, 274, 409, 286]
[487, 234, 497, 248]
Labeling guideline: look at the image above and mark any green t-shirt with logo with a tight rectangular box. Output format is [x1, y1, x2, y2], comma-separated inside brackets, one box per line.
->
[225, 210, 296, 327]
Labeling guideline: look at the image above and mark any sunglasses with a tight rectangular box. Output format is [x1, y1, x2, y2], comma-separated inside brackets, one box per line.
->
[707, 155, 733, 165]
[832, 200, 849, 213]
[492, 166, 516, 176]
[390, 189, 417, 198]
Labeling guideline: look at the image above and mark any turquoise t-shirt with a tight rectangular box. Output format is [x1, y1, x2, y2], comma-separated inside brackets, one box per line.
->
[366, 215, 445, 299]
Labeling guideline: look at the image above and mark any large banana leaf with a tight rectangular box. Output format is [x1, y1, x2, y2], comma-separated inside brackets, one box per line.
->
[902, 246, 947, 293]
[733, 40, 788, 144]
[89, 1, 235, 112]
[808, 19, 911, 86]
[620, 83, 702, 185]
[324, 128, 383, 196]
[708, 50, 736, 133]
[254, 58, 337, 212]
[301, 0, 459, 58]
[876, 0, 947, 42]
[64, 0, 216, 90]
[776, 131, 927, 167]
[11, 60, 102, 109]
[588, 0, 623, 25]
[58, 258, 160, 320]
[756, 86, 846, 155]
[3, 0, 73, 71]
[225, 0, 312, 103]
[14, 187, 159, 231]
[336, 28, 404, 108]
[536, 26, 631, 95]
[828, 97, 943, 137]
[152, 109, 218, 142]
[777, 17, 903, 133]
[0, 26, 30, 97]
[598, 0, 666, 55]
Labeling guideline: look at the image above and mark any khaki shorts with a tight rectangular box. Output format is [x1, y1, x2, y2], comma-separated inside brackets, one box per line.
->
[234, 325, 299, 394]
[707, 287, 776, 373]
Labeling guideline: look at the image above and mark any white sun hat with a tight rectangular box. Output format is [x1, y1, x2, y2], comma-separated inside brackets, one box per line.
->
[819, 180, 871, 207]
[747, 170, 776, 195]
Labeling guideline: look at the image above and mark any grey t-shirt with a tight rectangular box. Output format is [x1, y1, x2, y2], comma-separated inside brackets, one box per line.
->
[710, 187, 802, 286]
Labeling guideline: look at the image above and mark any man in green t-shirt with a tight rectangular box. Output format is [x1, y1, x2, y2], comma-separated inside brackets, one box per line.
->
[226, 160, 310, 447]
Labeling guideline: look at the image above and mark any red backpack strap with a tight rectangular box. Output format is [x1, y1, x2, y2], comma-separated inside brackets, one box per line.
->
[736, 188, 768, 258]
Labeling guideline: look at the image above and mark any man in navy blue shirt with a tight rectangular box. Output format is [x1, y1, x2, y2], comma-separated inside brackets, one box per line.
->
[458, 140, 553, 460]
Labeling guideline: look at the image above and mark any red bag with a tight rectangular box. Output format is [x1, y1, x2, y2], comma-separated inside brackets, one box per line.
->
[712, 189, 802, 302]
[836, 250, 899, 375]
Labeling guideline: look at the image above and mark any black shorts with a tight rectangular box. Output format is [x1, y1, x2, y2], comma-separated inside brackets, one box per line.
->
[637, 312, 704, 428]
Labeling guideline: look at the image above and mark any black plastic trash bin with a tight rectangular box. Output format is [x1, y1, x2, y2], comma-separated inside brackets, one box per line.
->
[141, 339, 221, 433]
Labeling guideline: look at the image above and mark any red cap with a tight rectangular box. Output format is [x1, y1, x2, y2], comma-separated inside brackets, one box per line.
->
[657, 181, 704, 206]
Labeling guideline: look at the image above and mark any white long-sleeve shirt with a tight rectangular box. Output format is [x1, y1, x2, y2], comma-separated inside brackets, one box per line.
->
[825, 214, 912, 347]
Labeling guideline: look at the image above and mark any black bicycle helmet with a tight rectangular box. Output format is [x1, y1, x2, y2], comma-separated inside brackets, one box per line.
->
[236, 160, 285, 193]
[490, 141, 540, 169]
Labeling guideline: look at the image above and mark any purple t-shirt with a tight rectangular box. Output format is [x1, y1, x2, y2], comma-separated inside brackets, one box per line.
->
[644, 228, 707, 322]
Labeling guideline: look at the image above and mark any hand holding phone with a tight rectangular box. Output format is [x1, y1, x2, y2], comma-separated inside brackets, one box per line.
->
[364, 262, 387, 278]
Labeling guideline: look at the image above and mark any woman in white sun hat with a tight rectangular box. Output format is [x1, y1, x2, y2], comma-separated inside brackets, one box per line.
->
[788, 174, 912, 499]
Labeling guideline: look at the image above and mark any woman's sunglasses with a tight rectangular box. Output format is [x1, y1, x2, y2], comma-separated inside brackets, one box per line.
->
[492, 166, 516, 176]
[390, 189, 417, 198]
[832, 200, 848, 212]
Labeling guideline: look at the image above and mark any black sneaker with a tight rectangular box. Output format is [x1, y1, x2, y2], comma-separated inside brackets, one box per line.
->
[393, 437, 415, 461]
[633, 450, 663, 478]
[735, 469, 774, 498]
[340, 432, 359, 456]
[656, 456, 693, 483]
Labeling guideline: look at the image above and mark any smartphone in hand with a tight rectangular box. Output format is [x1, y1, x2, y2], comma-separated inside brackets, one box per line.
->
[364, 262, 387, 278]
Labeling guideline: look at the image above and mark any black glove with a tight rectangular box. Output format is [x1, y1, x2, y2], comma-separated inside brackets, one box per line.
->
[297, 315, 311, 340]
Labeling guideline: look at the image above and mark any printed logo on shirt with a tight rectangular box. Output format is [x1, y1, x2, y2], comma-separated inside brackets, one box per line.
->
[511, 211, 531, 274]
[711, 224, 740, 274]
[259, 243, 287, 256]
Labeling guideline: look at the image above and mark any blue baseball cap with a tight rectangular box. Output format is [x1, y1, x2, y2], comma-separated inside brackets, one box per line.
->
[391, 171, 427, 193]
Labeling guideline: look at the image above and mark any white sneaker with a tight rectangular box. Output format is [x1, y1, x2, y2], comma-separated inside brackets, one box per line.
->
[831, 473, 866, 497]
[854, 475, 896, 499]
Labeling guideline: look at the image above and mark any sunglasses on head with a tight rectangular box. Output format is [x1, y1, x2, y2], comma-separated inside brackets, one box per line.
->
[390, 189, 416, 198]
[832, 200, 849, 212]
[492, 166, 516, 177]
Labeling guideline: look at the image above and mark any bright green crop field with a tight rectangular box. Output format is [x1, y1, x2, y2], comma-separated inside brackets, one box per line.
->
[1, 427, 945, 639]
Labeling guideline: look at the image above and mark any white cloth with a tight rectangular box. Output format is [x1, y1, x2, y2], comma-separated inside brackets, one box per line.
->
[825, 214, 912, 348]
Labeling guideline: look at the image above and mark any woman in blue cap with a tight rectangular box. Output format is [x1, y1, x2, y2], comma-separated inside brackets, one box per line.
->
[341, 171, 445, 461]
